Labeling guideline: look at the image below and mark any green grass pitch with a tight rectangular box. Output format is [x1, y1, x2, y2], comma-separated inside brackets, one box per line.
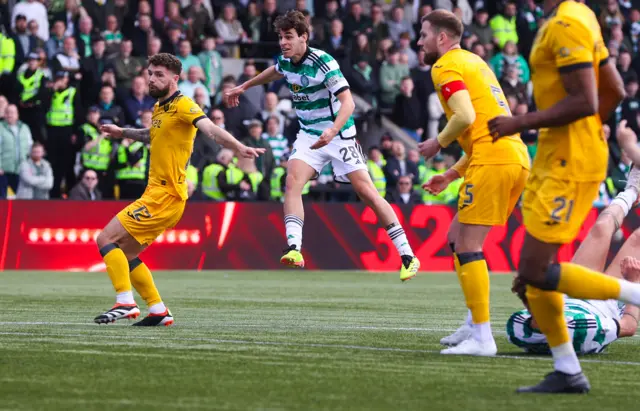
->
[1, 271, 639, 411]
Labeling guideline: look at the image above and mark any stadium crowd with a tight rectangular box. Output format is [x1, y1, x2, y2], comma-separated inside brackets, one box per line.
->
[0, 0, 636, 205]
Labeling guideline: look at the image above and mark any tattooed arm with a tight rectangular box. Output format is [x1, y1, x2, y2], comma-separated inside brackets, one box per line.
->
[194, 117, 265, 159]
[99, 124, 151, 144]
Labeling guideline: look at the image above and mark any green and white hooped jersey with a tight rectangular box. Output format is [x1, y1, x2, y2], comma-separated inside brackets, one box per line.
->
[274, 47, 356, 139]
[506, 298, 623, 355]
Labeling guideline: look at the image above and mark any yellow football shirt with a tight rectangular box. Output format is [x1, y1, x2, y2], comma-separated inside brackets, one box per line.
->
[432, 48, 529, 168]
[148, 91, 206, 200]
[529, 0, 609, 182]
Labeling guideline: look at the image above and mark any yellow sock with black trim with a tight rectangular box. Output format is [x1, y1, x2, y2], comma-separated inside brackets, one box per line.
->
[557, 262, 621, 300]
[129, 258, 162, 307]
[100, 244, 131, 294]
[525, 286, 569, 347]
[457, 252, 490, 325]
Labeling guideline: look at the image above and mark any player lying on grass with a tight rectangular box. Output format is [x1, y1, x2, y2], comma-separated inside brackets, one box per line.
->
[507, 254, 640, 354]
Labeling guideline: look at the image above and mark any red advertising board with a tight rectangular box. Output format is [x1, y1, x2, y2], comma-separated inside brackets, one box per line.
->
[0, 200, 634, 272]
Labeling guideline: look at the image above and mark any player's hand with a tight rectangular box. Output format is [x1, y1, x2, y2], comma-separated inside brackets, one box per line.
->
[417, 138, 441, 159]
[422, 174, 450, 195]
[310, 127, 337, 150]
[224, 85, 245, 107]
[617, 120, 638, 149]
[237, 144, 265, 159]
[99, 124, 123, 138]
[621, 256, 640, 283]
[488, 115, 524, 140]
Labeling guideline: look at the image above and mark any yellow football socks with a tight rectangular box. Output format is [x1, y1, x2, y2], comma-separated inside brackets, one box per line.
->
[129, 259, 162, 307]
[525, 286, 570, 348]
[101, 244, 131, 294]
[458, 256, 490, 324]
[557, 262, 621, 301]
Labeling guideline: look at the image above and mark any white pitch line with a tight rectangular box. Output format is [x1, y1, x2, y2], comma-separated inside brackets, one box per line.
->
[2, 330, 640, 367]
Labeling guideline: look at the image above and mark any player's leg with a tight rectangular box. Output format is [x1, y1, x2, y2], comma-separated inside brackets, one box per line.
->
[128, 256, 174, 327]
[94, 216, 145, 323]
[281, 134, 327, 267]
[347, 168, 420, 280]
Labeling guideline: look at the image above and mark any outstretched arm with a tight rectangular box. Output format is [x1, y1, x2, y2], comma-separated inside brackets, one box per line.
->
[194, 117, 265, 159]
[225, 66, 284, 107]
[100, 124, 151, 144]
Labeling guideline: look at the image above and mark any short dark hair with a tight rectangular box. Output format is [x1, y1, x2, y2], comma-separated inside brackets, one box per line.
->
[421, 9, 464, 40]
[147, 53, 182, 75]
[274, 10, 309, 39]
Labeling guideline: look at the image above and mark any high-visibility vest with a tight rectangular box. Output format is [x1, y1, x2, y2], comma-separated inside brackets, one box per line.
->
[415, 163, 427, 193]
[115, 141, 147, 180]
[271, 166, 286, 200]
[0, 34, 15, 74]
[81, 123, 112, 171]
[201, 163, 226, 200]
[422, 168, 450, 204]
[47, 87, 76, 126]
[18, 69, 45, 102]
[247, 171, 263, 193]
[186, 164, 198, 186]
[226, 165, 244, 185]
[367, 159, 386, 197]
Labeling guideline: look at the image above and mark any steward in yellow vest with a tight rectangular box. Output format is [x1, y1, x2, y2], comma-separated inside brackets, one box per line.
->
[220, 155, 269, 201]
[17, 53, 47, 142]
[115, 137, 148, 200]
[366, 146, 386, 198]
[270, 153, 309, 202]
[201, 148, 235, 201]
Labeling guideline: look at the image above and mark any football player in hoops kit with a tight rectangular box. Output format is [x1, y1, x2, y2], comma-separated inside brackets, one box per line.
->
[225, 11, 420, 280]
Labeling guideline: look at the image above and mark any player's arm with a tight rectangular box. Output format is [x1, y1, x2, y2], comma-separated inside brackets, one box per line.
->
[598, 58, 626, 121]
[194, 117, 264, 158]
[616, 120, 640, 165]
[226, 66, 284, 106]
[309, 89, 355, 150]
[100, 124, 150, 144]
[423, 153, 468, 195]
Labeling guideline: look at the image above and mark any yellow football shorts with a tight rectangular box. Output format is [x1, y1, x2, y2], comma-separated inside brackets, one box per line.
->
[117, 186, 186, 246]
[458, 164, 529, 226]
[522, 174, 600, 244]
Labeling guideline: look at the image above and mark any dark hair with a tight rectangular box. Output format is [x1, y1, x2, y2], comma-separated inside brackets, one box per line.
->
[421, 9, 464, 40]
[147, 53, 182, 75]
[273, 10, 310, 38]
[401, 76, 412, 82]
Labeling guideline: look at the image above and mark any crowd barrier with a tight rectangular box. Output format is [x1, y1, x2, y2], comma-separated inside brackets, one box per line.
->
[0, 201, 636, 272]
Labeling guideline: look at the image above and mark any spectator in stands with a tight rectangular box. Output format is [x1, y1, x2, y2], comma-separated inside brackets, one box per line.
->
[379, 134, 393, 159]
[0, 96, 8, 120]
[490, 1, 518, 49]
[194, 87, 212, 114]
[123, 76, 155, 126]
[243, 119, 274, 179]
[379, 47, 409, 112]
[367, 145, 387, 198]
[16, 52, 48, 142]
[0, 104, 33, 199]
[27, 19, 46, 51]
[256, 92, 286, 134]
[52, 36, 81, 77]
[97, 84, 124, 125]
[163, 1, 189, 34]
[243, 2, 262, 44]
[619, 50, 636, 83]
[182, 0, 215, 52]
[471, 42, 488, 61]
[621, 71, 640, 135]
[629, 9, 640, 55]
[500, 65, 528, 109]
[393, 76, 423, 142]
[103, 14, 124, 58]
[211, 108, 225, 129]
[201, 148, 234, 201]
[608, 22, 633, 57]
[468, 8, 492, 54]
[349, 32, 375, 66]
[414, 4, 433, 39]
[215, 3, 247, 57]
[198, 37, 224, 97]
[180, 66, 209, 104]
[370, 4, 390, 46]
[75, 16, 95, 59]
[262, 116, 288, 165]
[388, 6, 415, 44]
[259, 0, 280, 58]
[80, 38, 106, 104]
[11, 14, 37, 69]
[45, 20, 66, 61]
[384, 140, 418, 191]
[348, 55, 378, 107]
[148, 36, 162, 57]
[12, 0, 49, 42]
[237, 60, 264, 112]
[343, 1, 371, 43]
[52, 0, 82, 38]
[176, 39, 203, 81]
[601, 0, 625, 31]
[111, 39, 143, 91]
[398, 31, 418, 69]
[517, 0, 543, 59]
[490, 41, 529, 83]
[324, 18, 347, 62]
[68, 168, 102, 200]
[131, 14, 154, 57]
[385, 175, 421, 205]
[16, 142, 53, 200]
[162, 24, 182, 56]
